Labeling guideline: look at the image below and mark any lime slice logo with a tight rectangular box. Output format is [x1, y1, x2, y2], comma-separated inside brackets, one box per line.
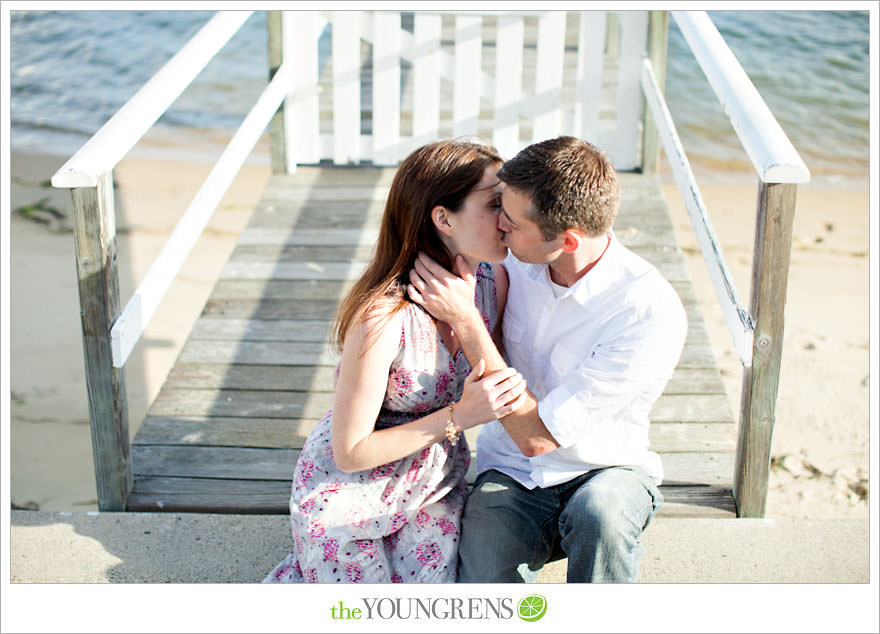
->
[517, 594, 547, 622]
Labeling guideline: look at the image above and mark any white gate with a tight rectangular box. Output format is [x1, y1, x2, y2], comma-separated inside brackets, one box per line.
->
[270, 11, 652, 170]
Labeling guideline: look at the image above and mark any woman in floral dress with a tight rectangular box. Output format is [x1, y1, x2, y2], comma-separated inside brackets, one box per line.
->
[264, 140, 527, 583]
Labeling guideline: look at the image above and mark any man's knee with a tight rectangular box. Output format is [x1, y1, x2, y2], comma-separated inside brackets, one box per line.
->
[460, 471, 526, 548]
[458, 471, 548, 582]
[561, 468, 659, 539]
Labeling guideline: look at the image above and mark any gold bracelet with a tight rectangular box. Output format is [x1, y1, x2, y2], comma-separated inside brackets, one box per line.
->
[445, 403, 460, 446]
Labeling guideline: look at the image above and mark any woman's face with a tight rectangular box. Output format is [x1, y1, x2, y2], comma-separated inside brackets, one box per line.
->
[446, 164, 508, 265]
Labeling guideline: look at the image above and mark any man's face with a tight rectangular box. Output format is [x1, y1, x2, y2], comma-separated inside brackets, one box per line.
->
[497, 184, 564, 264]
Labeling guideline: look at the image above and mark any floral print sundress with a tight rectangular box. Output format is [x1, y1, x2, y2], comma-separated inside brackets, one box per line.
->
[264, 262, 498, 583]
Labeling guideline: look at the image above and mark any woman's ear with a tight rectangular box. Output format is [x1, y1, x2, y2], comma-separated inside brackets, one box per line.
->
[431, 205, 454, 237]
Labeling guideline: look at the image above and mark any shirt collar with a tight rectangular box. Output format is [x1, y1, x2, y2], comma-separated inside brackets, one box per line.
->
[569, 231, 620, 305]
[507, 231, 621, 305]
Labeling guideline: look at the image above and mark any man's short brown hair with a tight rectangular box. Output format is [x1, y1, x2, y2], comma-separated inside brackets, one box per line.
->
[497, 136, 621, 240]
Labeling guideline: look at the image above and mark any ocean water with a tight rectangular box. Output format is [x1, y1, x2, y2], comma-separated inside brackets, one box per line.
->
[8, 9, 871, 187]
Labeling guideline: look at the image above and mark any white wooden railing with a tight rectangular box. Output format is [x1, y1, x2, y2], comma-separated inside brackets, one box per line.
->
[51, 11, 270, 509]
[270, 11, 652, 170]
[640, 11, 809, 517]
[53, 9, 805, 517]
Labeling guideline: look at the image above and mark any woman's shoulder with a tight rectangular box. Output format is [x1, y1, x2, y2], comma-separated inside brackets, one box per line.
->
[347, 297, 407, 353]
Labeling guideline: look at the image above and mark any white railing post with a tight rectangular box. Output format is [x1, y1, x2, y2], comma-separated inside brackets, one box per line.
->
[575, 11, 607, 142]
[373, 11, 403, 165]
[70, 172, 132, 511]
[532, 12, 566, 142]
[493, 15, 524, 159]
[452, 14, 482, 139]
[641, 10, 668, 174]
[332, 12, 362, 164]
[613, 11, 648, 170]
[287, 11, 322, 165]
[412, 14, 442, 150]
[267, 11, 289, 173]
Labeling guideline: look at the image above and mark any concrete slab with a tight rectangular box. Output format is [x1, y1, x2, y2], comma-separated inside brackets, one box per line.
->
[9, 510, 868, 584]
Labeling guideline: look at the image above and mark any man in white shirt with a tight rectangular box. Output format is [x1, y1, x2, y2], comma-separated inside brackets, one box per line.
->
[408, 136, 688, 582]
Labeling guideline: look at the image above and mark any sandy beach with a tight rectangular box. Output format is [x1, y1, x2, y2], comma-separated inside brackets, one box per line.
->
[6, 149, 871, 522]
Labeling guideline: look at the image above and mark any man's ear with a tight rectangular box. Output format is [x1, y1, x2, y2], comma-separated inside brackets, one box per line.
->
[561, 228, 583, 253]
[431, 205, 454, 237]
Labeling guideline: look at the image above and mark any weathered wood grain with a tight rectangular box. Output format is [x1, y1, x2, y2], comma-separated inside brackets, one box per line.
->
[735, 182, 798, 517]
[658, 486, 736, 517]
[126, 476, 293, 514]
[133, 415, 316, 448]
[230, 244, 377, 263]
[161, 362, 725, 395]
[202, 298, 341, 320]
[178, 340, 340, 366]
[164, 363, 336, 391]
[125, 476, 735, 516]
[189, 318, 333, 343]
[649, 421, 736, 452]
[660, 452, 735, 487]
[130, 443, 732, 487]
[650, 394, 734, 423]
[209, 279, 352, 301]
[132, 445, 298, 480]
[147, 385, 731, 430]
[128, 168, 738, 517]
[71, 172, 132, 511]
[147, 387, 336, 419]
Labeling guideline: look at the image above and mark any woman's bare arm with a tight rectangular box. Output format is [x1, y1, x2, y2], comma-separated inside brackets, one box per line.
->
[330, 305, 528, 473]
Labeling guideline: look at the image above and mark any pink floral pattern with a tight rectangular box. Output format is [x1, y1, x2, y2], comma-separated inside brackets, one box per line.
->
[294, 459, 314, 489]
[415, 542, 443, 567]
[437, 517, 458, 536]
[346, 562, 364, 583]
[263, 263, 498, 584]
[323, 538, 339, 562]
[390, 368, 415, 397]
[415, 509, 431, 528]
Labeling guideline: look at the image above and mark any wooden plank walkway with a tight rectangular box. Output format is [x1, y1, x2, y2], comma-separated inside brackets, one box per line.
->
[126, 166, 738, 517]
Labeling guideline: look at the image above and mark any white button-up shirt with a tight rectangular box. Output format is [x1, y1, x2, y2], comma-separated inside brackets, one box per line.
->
[477, 232, 688, 488]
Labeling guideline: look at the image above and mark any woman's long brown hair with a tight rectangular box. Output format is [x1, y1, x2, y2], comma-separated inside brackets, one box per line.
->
[331, 139, 502, 354]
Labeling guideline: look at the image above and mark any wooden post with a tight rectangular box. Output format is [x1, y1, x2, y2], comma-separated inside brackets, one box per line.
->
[734, 181, 798, 517]
[641, 11, 668, 174]
[267, 10, 288, 173]
[70, 171, 132, 510]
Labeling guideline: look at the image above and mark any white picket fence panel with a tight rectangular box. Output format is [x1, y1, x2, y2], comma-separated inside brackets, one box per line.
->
[277, 10, 649, 168]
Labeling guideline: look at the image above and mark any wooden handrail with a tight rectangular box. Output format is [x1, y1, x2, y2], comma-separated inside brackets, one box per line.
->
[51, 11, 256, 509]
[643, 11, 808, 517]
[640, 59, 755, 367]
[51, 12, 252, 188]
[671, 11, 810, 184]
[109, 61, 294, 368]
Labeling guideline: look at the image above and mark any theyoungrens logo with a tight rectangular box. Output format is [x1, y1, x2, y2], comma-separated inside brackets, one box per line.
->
[329, 595, 547, 622]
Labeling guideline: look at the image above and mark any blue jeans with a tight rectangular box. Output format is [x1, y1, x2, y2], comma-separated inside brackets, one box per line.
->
[457, 467, 662, 583]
